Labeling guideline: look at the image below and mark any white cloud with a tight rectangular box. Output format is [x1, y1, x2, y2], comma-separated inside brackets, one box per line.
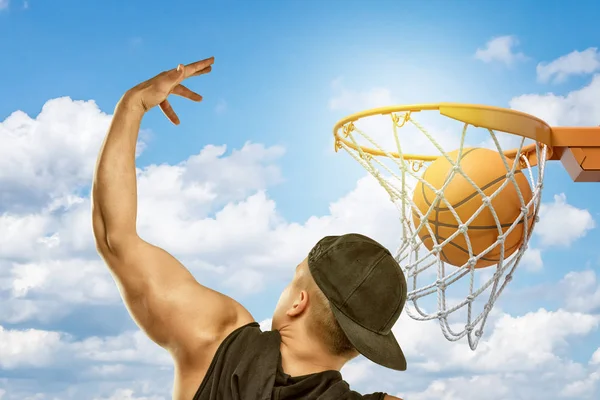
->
[0, 95, 280, 215]
[561, 270, 600, 313]
[0, 98, 117, 211]
[537, 48, 600, 84]
[395, 307, 599, 374]
[341, 359, 377, 386]
[223, 268, 265, 295]
[510, 73, 600, 125]
[8, 258, 118, 303]
[560, 371, 600, 398]
[0, 324, 170, 371]
[521, 247, 544, 272]
[259, 318, 272, 331]
[0, 213, 52, 259]
[474, 309, 598, 370]
[0, 377, 175, 400]
[93, 390, 164, 400]
[474, 36, 527, 66]
[591, 348, 600, 365]
[0, 298, 70, 324]
[393, 308, 600, 399]
[134, 143, 285, 246]
[535, 194, 595, 247]
[402, 374, 512, 400]
[385, 305, 600, 399]
[73, 330, 170, 366]
[0, 326, 63, 369]
[85, 363, 127, 378]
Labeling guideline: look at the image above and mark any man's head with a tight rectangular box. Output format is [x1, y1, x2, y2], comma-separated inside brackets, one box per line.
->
[272, 233, 408, 371]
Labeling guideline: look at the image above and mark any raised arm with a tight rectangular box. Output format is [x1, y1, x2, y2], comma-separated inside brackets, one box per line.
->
[91, 58, 254, 367]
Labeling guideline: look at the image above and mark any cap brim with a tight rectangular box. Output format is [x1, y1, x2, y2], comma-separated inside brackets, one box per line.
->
[331, 303, 407, 371]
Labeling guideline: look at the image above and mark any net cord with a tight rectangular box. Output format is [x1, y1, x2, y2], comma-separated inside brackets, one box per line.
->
[337, 113, 546, 349]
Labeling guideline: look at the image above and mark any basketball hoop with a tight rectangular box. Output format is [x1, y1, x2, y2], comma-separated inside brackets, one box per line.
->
[332, 103, 600, 350]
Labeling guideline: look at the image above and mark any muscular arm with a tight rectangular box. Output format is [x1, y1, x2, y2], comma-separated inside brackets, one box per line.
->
[92, 91, 253, 364]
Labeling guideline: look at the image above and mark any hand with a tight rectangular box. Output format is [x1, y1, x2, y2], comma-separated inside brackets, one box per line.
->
[122, 57, 215, 125]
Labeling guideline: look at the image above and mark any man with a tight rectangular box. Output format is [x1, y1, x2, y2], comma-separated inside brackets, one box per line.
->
[92, 57, 407, 400]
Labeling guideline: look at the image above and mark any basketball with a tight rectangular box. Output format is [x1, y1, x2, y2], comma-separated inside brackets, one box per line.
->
[412, 147, 534, 268]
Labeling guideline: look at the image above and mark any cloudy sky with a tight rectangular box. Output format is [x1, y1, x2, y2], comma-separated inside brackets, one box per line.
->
[1, 0, 600, 399]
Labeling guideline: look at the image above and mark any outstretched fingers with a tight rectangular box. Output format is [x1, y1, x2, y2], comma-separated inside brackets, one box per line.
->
[168, 62, 212, 94]
[159, 99, 180, 125]
[183, 57, 214, 78]
[156, 57, 214, 124]
[172, 84, 203, 101]
[189, 65, 212, 77]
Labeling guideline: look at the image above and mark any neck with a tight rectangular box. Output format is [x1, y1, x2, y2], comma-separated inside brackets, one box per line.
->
[277, 326, 348, 377]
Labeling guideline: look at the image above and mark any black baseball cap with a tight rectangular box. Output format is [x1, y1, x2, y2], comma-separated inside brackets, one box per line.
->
[307, 233, 407, 371]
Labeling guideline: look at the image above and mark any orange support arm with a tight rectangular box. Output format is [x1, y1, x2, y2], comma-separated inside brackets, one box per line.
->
[549, 127, 600, 182]
[548, 147, 600, 182]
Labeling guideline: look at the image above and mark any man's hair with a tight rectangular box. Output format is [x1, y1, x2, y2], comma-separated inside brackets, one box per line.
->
[297, 269, 358, 358]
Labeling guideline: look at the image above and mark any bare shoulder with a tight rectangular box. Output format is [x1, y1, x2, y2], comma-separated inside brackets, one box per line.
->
[98, 237, 255, 399]
[97, 236, 254, 358]
[384, 395, 403, 400]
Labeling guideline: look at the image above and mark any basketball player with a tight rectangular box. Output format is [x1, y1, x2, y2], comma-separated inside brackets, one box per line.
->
[92, 57, 407, 400]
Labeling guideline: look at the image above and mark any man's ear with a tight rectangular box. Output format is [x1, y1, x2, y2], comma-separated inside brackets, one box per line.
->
[286, 290, 309, 317]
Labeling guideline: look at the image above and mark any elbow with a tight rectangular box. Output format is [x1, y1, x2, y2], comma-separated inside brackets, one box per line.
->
[94, 238, 112, 259]
[99, 231, 140, 259]
[93, 229, 114, 258]
[92, 205, 111, 255]
[91, 204, 138, 257]
[94, 233, 139, 261]
[92, 216, 109, 255]
[92, 227, 109, 251]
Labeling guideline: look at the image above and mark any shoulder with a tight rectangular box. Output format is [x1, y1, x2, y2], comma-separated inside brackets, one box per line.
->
[383, 395, 402, 400]
[187, 323, 283, 399]
[210, 322, 280, 366]
[180, 318, 261, 368]
[176, 322, 263, 399]
[214, 321, 263, 352]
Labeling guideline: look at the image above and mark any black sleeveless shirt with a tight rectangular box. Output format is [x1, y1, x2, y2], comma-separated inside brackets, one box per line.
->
[193, 322, 386, 400]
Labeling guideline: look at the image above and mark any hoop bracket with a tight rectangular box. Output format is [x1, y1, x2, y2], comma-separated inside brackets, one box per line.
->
[551, 146, 600, 182]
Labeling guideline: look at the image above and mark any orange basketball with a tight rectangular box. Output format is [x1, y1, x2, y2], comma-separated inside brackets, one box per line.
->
[412, 148, 534, 268]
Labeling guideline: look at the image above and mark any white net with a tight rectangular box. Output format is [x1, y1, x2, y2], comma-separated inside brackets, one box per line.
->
[336, 110, 547, 350]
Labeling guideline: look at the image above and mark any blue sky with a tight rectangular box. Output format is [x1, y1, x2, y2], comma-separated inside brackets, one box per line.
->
[1, 0, 600, 399]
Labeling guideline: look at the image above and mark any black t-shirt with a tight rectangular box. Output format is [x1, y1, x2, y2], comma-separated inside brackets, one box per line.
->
[193, 322, 386, 400]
